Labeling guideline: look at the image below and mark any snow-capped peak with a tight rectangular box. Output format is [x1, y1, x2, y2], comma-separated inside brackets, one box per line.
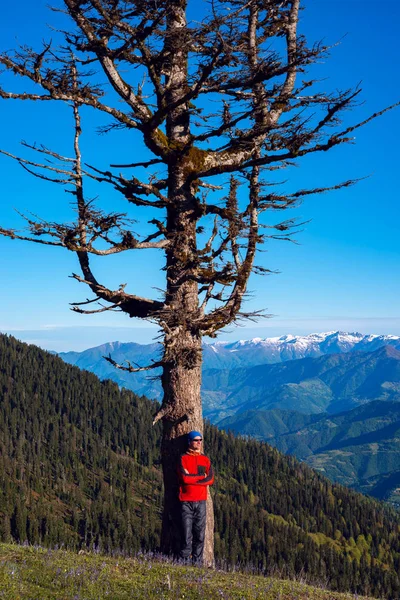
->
[205, 332, 400, 366]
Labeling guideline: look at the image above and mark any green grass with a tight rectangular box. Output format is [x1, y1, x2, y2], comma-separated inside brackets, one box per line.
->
[0, 543, 377, 600]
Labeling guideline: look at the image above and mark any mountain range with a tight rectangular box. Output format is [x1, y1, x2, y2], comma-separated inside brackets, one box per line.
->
[202, 344, 400, 420]
[60, 331, 400, 402]
[204, 331, 400, 366]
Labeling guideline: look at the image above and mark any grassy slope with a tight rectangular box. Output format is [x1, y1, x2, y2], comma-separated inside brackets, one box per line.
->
[0, 544, 377, 600]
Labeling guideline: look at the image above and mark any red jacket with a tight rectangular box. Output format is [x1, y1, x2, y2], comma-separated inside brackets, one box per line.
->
[178, 452, 214, 502]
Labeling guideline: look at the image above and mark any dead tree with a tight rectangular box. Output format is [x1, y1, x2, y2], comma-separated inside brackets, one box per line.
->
[0, 0, 396, 562]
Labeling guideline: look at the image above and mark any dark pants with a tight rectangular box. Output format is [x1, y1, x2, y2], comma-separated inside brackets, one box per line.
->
[180, 500, 206, 563]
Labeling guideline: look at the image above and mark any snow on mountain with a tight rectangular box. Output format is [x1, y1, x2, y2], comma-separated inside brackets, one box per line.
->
[203, 331, 400, 368]
[59, 331, 400, 401]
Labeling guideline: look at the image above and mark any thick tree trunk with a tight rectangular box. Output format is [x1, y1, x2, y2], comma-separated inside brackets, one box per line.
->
[158, 0, 214, 565]
[159, 329, 214, 564]
[159, 188, 214, 564]
[160, 331, 198, 552]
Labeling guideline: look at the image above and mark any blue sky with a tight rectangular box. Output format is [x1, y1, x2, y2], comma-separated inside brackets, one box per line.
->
[0, 0, 399, 351]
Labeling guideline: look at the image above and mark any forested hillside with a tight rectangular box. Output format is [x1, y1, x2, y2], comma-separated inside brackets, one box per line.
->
[1, 334, 400, 598]
[220, 402, 400, 507]
[203, 345, 400, 420]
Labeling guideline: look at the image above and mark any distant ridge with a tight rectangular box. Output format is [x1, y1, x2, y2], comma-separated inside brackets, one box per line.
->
[202, 345, 400, 418]
[202, 331, 400, 367]
[59, 331, 400, 400]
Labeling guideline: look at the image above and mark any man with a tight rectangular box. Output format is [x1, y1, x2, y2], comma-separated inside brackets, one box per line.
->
[178, 430, 214, 564]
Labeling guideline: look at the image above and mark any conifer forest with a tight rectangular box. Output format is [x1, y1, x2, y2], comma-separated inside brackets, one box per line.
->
[0, 335, 399, 599]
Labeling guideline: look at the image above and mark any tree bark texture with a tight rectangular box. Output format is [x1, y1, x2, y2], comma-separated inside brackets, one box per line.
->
[159, 330, 203, 558]
[160, 344, 215, 564]
[159, 170, 214, 562]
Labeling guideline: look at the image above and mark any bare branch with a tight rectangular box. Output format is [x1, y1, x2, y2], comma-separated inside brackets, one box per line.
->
[103, 354, 164, 374]
[0, 227, 64, 247]
[110, 158, 164, 169]
[71, 271, 165, 319]
[0, 55, 139, 128]
[0, 149, 76, 179]
[64, 0, 152, 124]
[71, 302, 123, 314]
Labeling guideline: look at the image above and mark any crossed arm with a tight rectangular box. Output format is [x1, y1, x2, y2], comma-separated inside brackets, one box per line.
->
[179, 462, 214, 486]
